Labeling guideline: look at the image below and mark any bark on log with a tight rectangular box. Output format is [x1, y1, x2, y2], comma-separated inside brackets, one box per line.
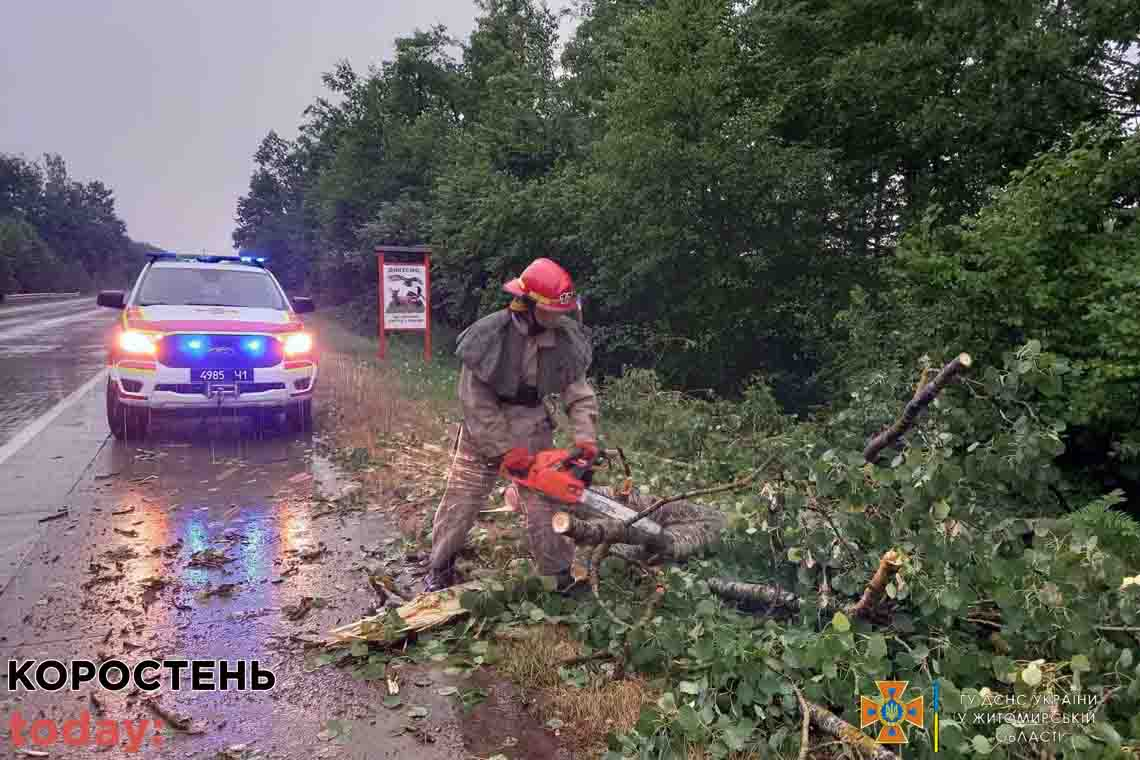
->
[708, 550, 904, 620]
[555, 487, 728, 563]
[807, 700, 898, 760]
[864, 352, 972, 463]
[706, 578, 801, 609]
[553, 512, 673, 555]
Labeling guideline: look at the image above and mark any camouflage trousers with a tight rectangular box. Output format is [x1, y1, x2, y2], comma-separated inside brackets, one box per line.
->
[429, 407, 574, 576]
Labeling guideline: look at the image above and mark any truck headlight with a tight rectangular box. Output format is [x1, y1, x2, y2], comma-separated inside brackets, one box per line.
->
[283, 332, 313, 357]
[119, 330, 157, 355]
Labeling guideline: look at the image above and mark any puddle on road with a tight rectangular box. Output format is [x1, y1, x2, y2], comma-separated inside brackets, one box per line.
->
[2, 415, 567, 759]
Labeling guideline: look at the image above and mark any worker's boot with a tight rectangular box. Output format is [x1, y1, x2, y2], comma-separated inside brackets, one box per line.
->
[423, 560, 457, 593]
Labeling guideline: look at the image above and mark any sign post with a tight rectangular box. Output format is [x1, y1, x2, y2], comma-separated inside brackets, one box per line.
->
[376, 245, 432, 362]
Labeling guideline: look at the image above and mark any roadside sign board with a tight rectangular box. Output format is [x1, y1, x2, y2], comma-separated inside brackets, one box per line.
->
[376, 246, 431, 362]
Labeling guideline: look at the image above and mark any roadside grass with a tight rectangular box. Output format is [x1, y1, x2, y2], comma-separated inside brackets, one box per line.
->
[493, 624, 653, 756]
[307, 313, 460, 539]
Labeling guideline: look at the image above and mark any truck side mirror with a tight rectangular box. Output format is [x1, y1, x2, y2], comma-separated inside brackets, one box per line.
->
[97, 290, 126, 309]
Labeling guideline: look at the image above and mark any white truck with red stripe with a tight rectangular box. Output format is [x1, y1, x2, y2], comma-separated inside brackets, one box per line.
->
[96, 254, 318, 439]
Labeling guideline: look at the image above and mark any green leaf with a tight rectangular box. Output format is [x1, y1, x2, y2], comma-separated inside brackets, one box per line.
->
[676, 705, 704, 738]
[737, 679, 756, 706]
[972, 734, 993, 755]
[866, 634, 888, 661]
[350, 641, 368, 658]
[831, 611, 851, 633]
[1092, 721, 1122, 747]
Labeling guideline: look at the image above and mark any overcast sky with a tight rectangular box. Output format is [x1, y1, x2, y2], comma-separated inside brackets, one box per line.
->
[2, 1, 572, 254]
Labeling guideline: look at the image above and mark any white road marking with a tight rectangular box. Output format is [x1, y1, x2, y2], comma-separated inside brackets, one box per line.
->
[0, 369, 109, 467]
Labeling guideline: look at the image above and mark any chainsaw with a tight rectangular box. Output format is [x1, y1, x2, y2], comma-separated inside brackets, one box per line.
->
[502, 446, 665, 546]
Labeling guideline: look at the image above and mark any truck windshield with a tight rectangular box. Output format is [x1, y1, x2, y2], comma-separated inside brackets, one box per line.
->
[136, 268, 286, 309]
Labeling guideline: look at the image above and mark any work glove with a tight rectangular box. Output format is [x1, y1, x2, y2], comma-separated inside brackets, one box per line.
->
[501, 447, 534, 477]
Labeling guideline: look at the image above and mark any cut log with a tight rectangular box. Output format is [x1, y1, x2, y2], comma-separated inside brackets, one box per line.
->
[326, 581, 483, 646]
[864, 352, 972, 463]
[578, 488, 665, 542]
[706, 578, 800, 608]
[558, 486, 728, 563]
[553, 512, 673, 555]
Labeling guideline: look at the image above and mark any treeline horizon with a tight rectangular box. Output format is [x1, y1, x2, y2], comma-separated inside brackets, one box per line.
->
[1, 152, 161, 298]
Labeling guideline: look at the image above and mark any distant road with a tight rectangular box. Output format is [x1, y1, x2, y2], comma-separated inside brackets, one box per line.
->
[0, 296, 117, 448]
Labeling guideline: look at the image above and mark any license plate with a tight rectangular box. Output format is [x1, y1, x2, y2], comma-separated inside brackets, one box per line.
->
[196, 369, 253, 383]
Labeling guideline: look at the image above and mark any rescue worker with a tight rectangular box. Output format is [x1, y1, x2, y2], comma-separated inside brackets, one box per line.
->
[423, 258, 599, 592]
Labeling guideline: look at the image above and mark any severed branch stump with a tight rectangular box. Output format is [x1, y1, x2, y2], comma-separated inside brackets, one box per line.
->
[847, 550, 903, 618]
[864, 352, 972, 463]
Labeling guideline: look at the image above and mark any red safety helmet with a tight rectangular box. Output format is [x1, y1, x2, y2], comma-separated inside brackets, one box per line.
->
[502, 258, 579, 313]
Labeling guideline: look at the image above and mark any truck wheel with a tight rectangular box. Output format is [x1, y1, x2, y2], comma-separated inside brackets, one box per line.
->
[285, 399, 313, 433]
[106, 379, 149, 440]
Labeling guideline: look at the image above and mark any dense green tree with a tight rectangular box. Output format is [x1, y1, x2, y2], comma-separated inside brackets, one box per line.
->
[233, 0, 1140, 409]
[0, 152, 139, 291]
[884, 124, 1140, 494]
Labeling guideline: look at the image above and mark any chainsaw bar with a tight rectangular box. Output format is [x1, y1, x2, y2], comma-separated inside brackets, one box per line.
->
[577, 489, 664, 544]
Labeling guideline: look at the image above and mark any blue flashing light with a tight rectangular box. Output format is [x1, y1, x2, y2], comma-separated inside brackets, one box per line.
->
[180, 335, 208, 356]
[243, 338, 266, 356]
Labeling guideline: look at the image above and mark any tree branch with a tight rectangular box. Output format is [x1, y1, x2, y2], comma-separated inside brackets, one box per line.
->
[864, 353, 972, 463]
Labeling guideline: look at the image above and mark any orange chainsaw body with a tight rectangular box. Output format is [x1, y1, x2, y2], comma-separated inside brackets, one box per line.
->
[505, 449, 588, 505]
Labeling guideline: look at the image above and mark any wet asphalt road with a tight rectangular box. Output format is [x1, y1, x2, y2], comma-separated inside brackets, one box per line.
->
[0, 297, 116, 449]
[0, 309, 565, 760]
